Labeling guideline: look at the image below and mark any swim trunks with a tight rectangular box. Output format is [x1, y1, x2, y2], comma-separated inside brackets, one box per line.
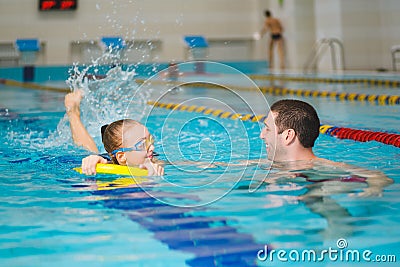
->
[271, 33, 282, 40]
[294, 173, 367, 184]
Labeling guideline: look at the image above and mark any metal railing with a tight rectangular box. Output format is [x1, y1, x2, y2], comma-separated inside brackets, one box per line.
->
[0, 42, 20, 66]
[303, 38, 345, 73]
[391, 45, 400, 71]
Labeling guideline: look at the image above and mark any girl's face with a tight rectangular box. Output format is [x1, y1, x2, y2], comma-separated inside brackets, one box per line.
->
[120, 124, 155, 165]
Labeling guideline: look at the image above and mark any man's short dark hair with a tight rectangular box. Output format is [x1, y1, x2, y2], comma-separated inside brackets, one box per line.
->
[265, 10, 271, 17]
[270, 99, 320, 148]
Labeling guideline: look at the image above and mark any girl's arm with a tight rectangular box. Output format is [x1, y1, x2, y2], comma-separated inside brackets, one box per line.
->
[65, 90, 99, 153]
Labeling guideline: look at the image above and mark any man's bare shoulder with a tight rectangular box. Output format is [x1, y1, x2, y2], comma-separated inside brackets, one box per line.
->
[314, 157, 341, 166]
[312, 157, 390, 179]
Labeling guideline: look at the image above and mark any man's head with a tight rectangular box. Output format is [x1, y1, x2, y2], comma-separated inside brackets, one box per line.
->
[265, 10, 271, 17]
[260, 99, 320, 161]
[270, 99, 320, 148]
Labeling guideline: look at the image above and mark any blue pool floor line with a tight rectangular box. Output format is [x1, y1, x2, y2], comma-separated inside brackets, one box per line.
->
[90, 185, 263, 266]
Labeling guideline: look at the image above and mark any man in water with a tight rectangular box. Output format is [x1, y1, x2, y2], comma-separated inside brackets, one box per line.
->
[258, 99, 392, 239]
[258, 10, 285, 70]
[259, 99, 392, 197]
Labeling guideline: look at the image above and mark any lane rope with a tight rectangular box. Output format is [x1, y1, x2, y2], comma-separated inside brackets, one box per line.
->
[3, 77, 399, 106]
[136, 79, 400, 106]
[257, 86, 400, 106]
[0, 78, 70, 93]
[248, 74, 400, 88]
[148, 100, 400, 148]
[2, 77, 398, 147]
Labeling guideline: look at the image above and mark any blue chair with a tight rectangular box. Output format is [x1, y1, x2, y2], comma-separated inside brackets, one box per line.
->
[15, 39, 40, 52]
[183, 35, 208, 48]
[101, 37, 125, 50]
[183, 35, 208, 72]
[15, 39, 41, 67]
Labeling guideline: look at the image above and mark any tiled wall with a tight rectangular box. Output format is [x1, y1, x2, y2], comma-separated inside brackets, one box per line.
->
[0, 0, 399, 71]
[0, 0, 264, 65]
[379, 0, 400, 69]
[314, 0, 400, 71]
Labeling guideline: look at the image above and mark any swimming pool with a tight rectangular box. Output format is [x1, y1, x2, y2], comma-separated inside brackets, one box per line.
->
[0, 62, 399, 266]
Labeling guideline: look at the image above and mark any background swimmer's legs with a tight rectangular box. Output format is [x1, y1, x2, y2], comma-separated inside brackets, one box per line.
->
[277, 39, 285, 70]
[268, 38, 275, 69]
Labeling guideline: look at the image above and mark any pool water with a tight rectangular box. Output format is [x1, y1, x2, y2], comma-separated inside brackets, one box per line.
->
[0, 65, 399, 266]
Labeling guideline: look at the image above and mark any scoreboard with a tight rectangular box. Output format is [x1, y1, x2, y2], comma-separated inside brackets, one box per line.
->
[39, 0, 77, 11]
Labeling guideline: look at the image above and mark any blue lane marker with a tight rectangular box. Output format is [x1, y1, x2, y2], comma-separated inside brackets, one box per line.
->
[91, 186, 263, 266]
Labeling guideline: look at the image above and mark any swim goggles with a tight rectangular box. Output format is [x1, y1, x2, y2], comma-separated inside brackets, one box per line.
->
[111, 135, 154, 156]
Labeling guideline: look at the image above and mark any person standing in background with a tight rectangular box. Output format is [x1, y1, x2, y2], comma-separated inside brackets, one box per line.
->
[256, 10, 285, 70]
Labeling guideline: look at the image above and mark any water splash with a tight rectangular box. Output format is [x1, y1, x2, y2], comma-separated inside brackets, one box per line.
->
[42, 52, 152, 150]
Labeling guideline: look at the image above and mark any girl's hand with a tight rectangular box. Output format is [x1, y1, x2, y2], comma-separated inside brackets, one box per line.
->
[81, 155, 108, 175]
[65, 90, 83, 116]
[140, 158, 164, 176]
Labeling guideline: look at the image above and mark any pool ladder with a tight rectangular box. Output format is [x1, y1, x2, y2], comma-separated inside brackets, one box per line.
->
[391, 45, 400, 71]
[303, 38, 345, 73]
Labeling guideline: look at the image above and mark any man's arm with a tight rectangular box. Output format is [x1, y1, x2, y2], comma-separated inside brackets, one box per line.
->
[348, 167, 393, 197]
[64, 90, 99, 153]
[259, 19, 270, 37]
[319, 158, 393, 197]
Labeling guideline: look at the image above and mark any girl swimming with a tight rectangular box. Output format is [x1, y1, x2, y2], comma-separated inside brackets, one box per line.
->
[64, 90, 164, 176]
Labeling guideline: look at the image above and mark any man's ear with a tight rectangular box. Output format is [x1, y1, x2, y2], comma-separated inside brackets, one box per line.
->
[282, 128, 296, 145]
[115, 152, 127, 165]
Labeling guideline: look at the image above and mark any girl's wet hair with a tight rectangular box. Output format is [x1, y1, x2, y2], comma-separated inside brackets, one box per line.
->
[101, 119, 141, 164]
[100, 124, 109, 138]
